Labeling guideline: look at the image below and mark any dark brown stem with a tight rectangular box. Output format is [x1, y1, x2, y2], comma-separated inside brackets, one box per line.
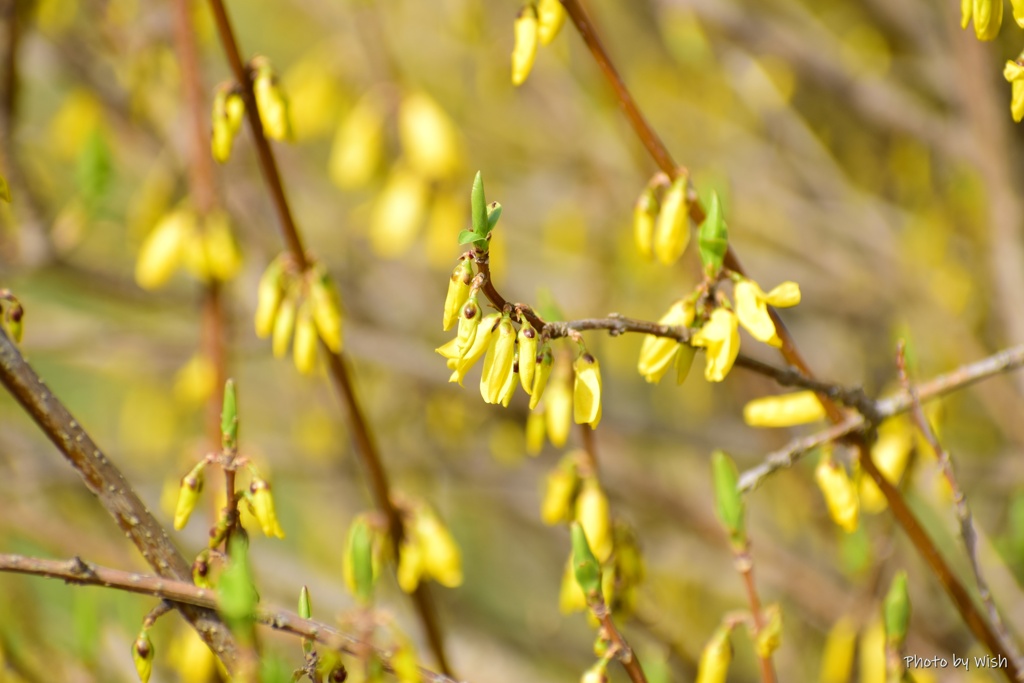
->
[0, 326, 239, 670]
[203, 0, 451, 672]
[0, 553, 461, 683]
[896, 342, 1023, 671]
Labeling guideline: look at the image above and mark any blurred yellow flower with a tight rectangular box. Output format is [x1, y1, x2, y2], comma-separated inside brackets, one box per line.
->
[691, 308, 740, 382]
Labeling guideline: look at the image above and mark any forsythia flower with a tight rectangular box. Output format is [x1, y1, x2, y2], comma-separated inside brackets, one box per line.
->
[653, 175, 690, 266]
[173, 466, 204, 531]
[449, 312, 500, 385]
[814, 455, 859, 533]
[859, 422, 913, 513]
[1004, 60, 1024, 123]
[573, 353, 602, 428]
[518, 320, 539, 393]
[536, 0, 566, 44]
[574, 477, 612, 561]
[819, 617, 858, 683]
[511, 5, 539, 86]
[250, 478, 285, 538]
[442, 260, 473, 331]
[743, 390, 826, 427]
[690, 308, 740, 382]
[480, 315, 517, 405]
[637, 299, 695, 383]
[633, 186, 658, 259]
[329, 91, 384, 189]
[962, 0, 1003, 40]
[733, 279, 801, 348]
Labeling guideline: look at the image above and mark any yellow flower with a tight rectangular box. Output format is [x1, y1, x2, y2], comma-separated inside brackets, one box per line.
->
[536, 0, 565, 44]
[396, 536, 424, 593]
[743, 390, 826, 427]
[309, 269, 344, 354]
[574, 478, 612, 561]
[415, 508, 463, 588]
[528, 344, 553, 409]
[525, 409, 546, 455]
[858, 420, 913, 513]
[480, 315, 517, 404]
[696, 626, 732, 683]
[253, 60, 291, 141]
[442, 260, 473, 331]
[637, 299, 694, 383]
[573, 353, 602, 428]
[633, 186, 658, 259]
[272, 293, 297, 359]
[398, 91, 461, 180]
[815, 454, 859, 533]
[965, 0, 1003, 39]
[1004, 60, 1024, 123]
[135, 208, 192, 290]
[545, 376, 573, 447]
[249, 478, 285, 538]
[734, 279, 800, 348]
[173, 466, 204, 531]
[653, 175, 690, 266]
[819, 616, 858, 683]
[450, 312, 500, 385]
[511, 5, 539, 86]
[254, 257, 285, 338]
[329, 91, 384, 189]
[1013, 0, 1024, 27]
[518, 320, 539, 393]
[292, 300, 318, 376]
[691, 308, 740, 382]
[541, 457, 579, 525]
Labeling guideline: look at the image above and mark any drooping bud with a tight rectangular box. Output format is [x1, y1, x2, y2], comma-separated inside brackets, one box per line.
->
[542, 455, 580, 525]
[575, 477, 612, 561]
[637, 299, 694, 383]
[416, 507, 463, 588]
[201, 210, 242, 282]
[272, 292, 297, 359]
[518, 320, 539, 393]
[174, 462, 206, 531]
[443, 260, 474, 331]
[249, 478, 285, 538]
[397, 535, 424, 594]
[528, 344, 553, 410]
[399, 92, 461, 180]
[653, 173, 690, 266]
[537, 0, 566, 44]
[675, 343, 696, 384]
[511, 5, 540, 87]
[970, 0, 1003, 40]
[254, 257, 286, 339]
[309, 267, 344, 353]
[743, 390, 827, 428]
[480, 315, 517, 404]
[545, 369, 573, 447]
[711, 450, 746, 550]
[329, 91, 384, 189]
[211, 87, 244, 163]
[450, 312, 500, 385]
[132, 630, 154, 683]
[819, 616, 858, 683]
[570, 521, 602, 601]
[525, 409, 546, 455]
[135, 208, 191, 290]
[292, 300, 318, 376]
[633, 185, 658, 259]
[252, 57, 291, 141]
[815, 453, 859, 533]
[696, 626, 732, 683]
[573, 353, 602, 429]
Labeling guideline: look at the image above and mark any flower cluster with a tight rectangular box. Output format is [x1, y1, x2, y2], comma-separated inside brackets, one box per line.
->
[960, 0, 1024, 120]
[254, 256, 344, 375]
[211, 56, 292, 164]
[632, 173, 691, 266]
[511, 0, 567, 86]
[135, 206, 241, 290]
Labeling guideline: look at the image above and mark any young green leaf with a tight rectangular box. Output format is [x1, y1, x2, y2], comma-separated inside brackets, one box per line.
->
[486, 201, 502, 233]
[471, 171, 487, 236]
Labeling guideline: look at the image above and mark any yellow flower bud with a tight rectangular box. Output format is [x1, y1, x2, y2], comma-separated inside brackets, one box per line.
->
[450, 312, 500, 385]
[173, 353, 216, 405]
[416, 508, 463, 588]
[254, 257, 286, 339]
[580, 665, 608, 683]
[676, 344, 696, 384]
[815, 455, 859, 533]
[573, 353, 602, 428]
[743, 390, 827, 428]
[637, 299, 694, 383]
[370, 166, 428, 256]
[575, 478, 612, 562]
[545, 371, 573, 447]
[292, 300, 318, 376]
[396, 536, 424, 593]
[559, 554, 588, 614]
[536, 0, 566, 44]
[272, 293, 297, 359]
[1013, 0, 1024, 27]
[135, 209, 191, 290]
[1005, 61, 1024, 122]
[518, 320, 539, 393]
[696, 626, 732, 683]
[133, 630, 154, 683]
[173, 464, 205, 531]
[310, 269, 344, 354]
[971, 0, 1003, 40]
[443, 260, 473, 331]
[529, 344, 553, 410]
[734, 280, 778, 347]
[398, 92, 461, 179]
[480, 315, 517, 404]
[859, 425, 913, 513]
[525, 409, 546, 455]
[653, 175, 690, 266]
[211, 88, 244, 163]
[858, 618, 886, 683]
[253, 61, 291, 141]
[633, 186, 658, 259]
[755, 604, 783, 659]
[541, 456, 579, 525]
[511, 5, 539, 87]
[819, 616, 858, 683]
[391, 640, 420, 683]
[329, 92, 384, 189]
[250, 478, 285, 538]
[201, 210, 242, 282]
[691, 308, 740, 382]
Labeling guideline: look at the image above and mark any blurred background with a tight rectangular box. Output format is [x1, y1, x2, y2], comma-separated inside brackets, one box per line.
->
[2, 0, 1024, 681]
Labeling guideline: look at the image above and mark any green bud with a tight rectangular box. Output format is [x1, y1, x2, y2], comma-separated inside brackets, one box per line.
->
[711, 450, 746, 549]
[570, 521, 602, 602]
[883, 570, 910, 646]
[486, 201, 502, 232]
[698, 191, 728, 277]
[346, 516, 376, 603]
[221, 379, 238, 451]
[471, 171, 488, 242]
[298, 585, 311, 619]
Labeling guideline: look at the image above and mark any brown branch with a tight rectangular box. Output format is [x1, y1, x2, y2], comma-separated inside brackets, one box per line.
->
[0, 553, 461, 683]
[734, 549, 776, 683]
[897, 342, 1023, 671]
[0, 325, 239, 670]
[203, 0, 451, 672]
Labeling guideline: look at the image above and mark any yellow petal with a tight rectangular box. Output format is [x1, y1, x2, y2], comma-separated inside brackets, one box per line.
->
[480, 317, 516, 404]
[743, 390, 826, 427]
[691, 309, 740, 382]
[815, 455, 859, 533]
[396, 537, 424, 593]
[536, 0, 565, 45]
[545, 378, 573, 447]
[575, 478, 612, 561]
[135, 209, 191, 289]
[329, 92, 384, 189]
[573, 354, 602, 428]
[370, 166, 428, 256]
[398, 92, 461, 179]
[653, 176, 690, 266]
[696, 626, 731, 683]
[764, 281, 801, 308]
[734, 280, 779, 347]
[819, 616, 858, 683]
[511, 7, 539, 87]
[417, 509, 463, 588]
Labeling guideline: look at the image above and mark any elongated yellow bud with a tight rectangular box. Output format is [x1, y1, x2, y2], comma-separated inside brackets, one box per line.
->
[201, 210, 242, 281]
[329, 92, 384, 189]
[573, 353, 602, 429]
[536, 0, 565, 44]
[815, 455, 859, 533]
[250, 478, 285, 538]
[310, 269, 344, 353]
[211, 88, 244, 163]
[370, 166, 428, 256]
[399, 92, 461, 180]
[450, 312, 500, 385]
[525, 409, 546, 455]
[633, 186, 658, 259]
[1013, 0, 1024, 27]
[174, 463, 205, 531]
[529, 344, 553, 410]
[443, 260, 473, 331]
[397, 536, 424, 593]
[293, 300, 318, 375]
[511, 5, 539, 87]
[1005, 60, 1024, 123]
[253, 59, 291, 141]
[135, 209, 191, 290]
[743, 390, 827, 427]
[637, 299, 694, 383]
[545, 370, 573, 447]
[518, 320, 539, 392]
[819, 616, 858, 683]
[416, 508, 463, 588]
[272, 293, 297, 359]
[971, 0, 1003, 40]
[575, 477, 612, 562]
[676, 344, 696, 384]
[542, 456, 579, 525]
[480, 315, 517, 404]
[696, 626, 732, 683]
[133, 630, 154, 683]
[859, 426, 913, 513]
[255, 257, 286, 338]
[653, 175, 690, 266]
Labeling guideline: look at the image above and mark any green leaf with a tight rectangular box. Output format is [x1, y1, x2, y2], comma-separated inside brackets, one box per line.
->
[485, 201, 502, 233]
[698, 191, 728, 277]
[76, 127, 112, 212]
[221, 379, 238, 451]
[711, 450, 746, 548]
[218, 536, 259, 644]
[570, 521, 602, 600]
[884, 570, 910, 645]
[471, 171, 487, 235]
[457, 230, 479, 245]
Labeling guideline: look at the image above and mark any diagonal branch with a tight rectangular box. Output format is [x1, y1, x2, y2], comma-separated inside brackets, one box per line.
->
[0, 325, 239, 670]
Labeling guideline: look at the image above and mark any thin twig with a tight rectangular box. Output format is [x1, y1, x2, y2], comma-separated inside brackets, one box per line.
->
[0, 325, 239, 670]
[734, 549, 776, 683]
[896, 341, 1023, 671]
[0, 553, 463, 683]
[203, 0, 451, 672]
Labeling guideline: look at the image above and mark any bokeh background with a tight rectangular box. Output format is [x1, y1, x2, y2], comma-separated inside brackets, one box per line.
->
[2, 0, 1024, 681]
